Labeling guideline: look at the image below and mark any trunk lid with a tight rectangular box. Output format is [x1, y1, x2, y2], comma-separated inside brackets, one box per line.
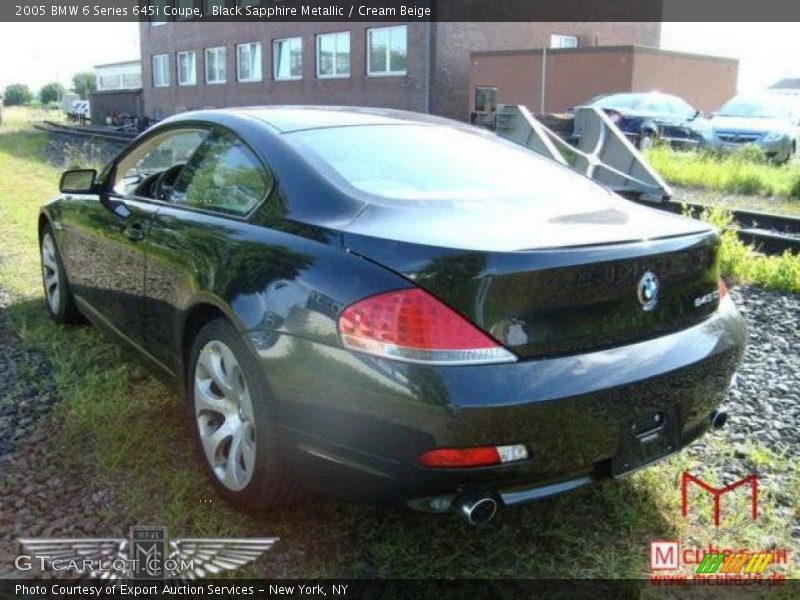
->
[342, 197, 720, 359]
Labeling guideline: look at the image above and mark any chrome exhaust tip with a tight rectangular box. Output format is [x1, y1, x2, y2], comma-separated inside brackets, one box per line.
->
[710, 410, 728, 430]
[455, 494, 499, 526]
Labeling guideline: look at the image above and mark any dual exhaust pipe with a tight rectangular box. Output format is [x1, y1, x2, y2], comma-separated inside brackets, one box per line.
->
[454, 493, 500, 526]
[452, 409, 729, 526]
[710, 409, 728, 430]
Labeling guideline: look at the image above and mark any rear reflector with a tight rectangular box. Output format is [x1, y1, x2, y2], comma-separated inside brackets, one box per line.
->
[718, 278, 729, 298]
[418, 445, 529, 468]
[338, 288, 516, 365]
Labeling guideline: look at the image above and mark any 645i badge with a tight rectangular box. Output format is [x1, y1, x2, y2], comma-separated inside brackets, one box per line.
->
[16, 527, 277, 579]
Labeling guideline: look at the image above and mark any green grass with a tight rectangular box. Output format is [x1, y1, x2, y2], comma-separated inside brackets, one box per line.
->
[701, 207, 800, 293]
[646, 144, 800, 201]
[0, 111, 797, 580]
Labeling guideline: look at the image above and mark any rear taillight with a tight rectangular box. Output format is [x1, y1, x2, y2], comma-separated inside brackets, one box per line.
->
[718, 278, 729, 299]
[338, 288, 516, 365]
[418, 444, 529, 468]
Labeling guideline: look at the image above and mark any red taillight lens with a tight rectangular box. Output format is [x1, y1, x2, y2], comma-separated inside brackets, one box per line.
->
[418, 444, 529, 468]
[719, 278, 728, 298]
[338, 288, 515, 365]
[418, 447, 500, 468]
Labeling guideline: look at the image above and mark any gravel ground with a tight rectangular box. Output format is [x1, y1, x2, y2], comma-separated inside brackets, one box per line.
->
[0, 289, 60, 462]
[0, 290, 132, 578]
[0, 284, 797, 572]
[42, 134, 126, 169]
[724, 286, 800, 456]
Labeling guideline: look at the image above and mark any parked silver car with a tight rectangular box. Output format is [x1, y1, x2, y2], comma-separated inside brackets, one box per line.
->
[706, 93, 799, 162]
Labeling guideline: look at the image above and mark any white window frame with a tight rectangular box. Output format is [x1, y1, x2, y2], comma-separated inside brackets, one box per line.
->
[152, 54, 170, 87]
[205, 46, 227, 85]
[177, 51, 196, 86]
[367, 25, 407, 77]
[273, 37, 303, 81]
[316, 31, 350, 79]
[550, 34, 578, 49]
[236, 42, 262, 82]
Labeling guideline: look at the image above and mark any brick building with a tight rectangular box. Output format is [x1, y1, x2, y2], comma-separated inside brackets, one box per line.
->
[90, 61, 144, 125]
[470, 45, 739, 115]
[140, 18, 660, 121]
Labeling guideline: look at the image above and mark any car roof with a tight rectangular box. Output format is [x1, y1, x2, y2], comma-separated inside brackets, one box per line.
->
[596, 91, 678, 101]
[217, 105, 458, 133]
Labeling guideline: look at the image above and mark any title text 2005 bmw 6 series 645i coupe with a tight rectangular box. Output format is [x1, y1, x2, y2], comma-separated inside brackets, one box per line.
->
[39, 107, 745, 525]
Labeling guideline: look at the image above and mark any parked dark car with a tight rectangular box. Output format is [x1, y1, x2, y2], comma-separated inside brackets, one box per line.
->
[577, 92, 711, 149]
[39, 107, 745, 525]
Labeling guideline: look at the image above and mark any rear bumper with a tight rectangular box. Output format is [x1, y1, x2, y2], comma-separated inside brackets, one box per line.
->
[248, 295, 746, 509]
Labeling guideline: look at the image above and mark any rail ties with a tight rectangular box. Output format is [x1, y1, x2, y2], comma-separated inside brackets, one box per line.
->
[34, 120, 138, 144]
[649, 199, 800, 255]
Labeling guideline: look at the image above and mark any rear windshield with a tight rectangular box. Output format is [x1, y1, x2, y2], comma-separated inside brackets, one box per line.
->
[286, 124, 586, 201]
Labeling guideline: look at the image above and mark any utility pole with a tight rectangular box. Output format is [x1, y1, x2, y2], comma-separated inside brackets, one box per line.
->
[540, 46, 547, 114]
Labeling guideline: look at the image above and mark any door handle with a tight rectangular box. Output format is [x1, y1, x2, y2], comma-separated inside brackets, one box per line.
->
[125, 222, 145, 242]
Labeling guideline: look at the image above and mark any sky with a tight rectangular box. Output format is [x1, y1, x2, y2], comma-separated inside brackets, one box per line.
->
[660, 22, 800, 92]
[0, 22, 140, 91]
[0, 22, 798, 95]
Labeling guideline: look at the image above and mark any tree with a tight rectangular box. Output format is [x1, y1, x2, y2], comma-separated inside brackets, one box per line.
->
[40, 82, 65, 104]
[72, 72, 96, 100]
[3, 84, 33, 106]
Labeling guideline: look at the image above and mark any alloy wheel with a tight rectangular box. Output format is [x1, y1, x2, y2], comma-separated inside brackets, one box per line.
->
[41, 233, 60, 314]
[194, 340, 257, 491]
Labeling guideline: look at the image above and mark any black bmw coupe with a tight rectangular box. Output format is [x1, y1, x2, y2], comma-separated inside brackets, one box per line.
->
[39, 107, 745, 524]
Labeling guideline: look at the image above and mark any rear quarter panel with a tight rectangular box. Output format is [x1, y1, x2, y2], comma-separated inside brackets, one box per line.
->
[143, 199, 411, 378]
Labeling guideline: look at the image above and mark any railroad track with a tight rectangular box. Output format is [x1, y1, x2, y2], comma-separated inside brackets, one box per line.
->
[34, 120, 138, 143]
[650, 199, 800, 255]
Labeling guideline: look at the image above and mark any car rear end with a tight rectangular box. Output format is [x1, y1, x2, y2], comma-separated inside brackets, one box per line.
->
[273, 118, 747, 521]
[335, 229, 744, 521]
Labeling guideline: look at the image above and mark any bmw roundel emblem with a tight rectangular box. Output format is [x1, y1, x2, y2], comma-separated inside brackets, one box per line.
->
[637, 271, 659, 311]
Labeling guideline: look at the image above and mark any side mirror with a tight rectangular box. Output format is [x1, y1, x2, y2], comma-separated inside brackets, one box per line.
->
[59, 169, 97, 194]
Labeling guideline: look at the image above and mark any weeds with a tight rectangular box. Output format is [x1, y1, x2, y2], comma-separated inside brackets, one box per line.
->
[700, 206, 800, 293]
[646, 144, 800, 200]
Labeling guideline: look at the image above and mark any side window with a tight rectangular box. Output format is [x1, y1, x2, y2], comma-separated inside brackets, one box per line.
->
[170, 130, 271, 216]
[113, 128, 209, 197]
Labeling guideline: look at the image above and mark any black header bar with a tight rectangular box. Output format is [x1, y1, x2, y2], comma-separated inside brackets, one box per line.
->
[4, 0, 800, 22]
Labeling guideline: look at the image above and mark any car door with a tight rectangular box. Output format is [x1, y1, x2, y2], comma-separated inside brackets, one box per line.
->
[65, 127, 209, 356]
[142, 128, 273, 372]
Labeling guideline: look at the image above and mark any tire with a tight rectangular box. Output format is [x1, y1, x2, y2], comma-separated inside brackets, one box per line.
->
[40, 224, 81, 324]
[638, 132, 655, 151]
[187, 318, 302, 509]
